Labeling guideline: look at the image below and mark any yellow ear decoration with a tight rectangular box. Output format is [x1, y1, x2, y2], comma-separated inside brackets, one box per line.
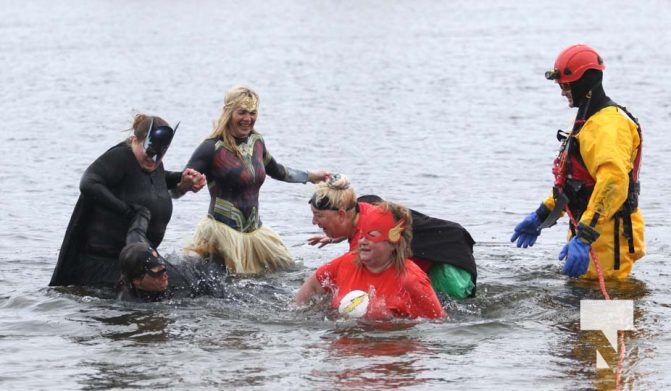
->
[388, 221, 405, 243]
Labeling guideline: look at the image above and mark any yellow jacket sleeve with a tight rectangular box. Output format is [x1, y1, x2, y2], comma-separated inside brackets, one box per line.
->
[542, 194, 556, 211]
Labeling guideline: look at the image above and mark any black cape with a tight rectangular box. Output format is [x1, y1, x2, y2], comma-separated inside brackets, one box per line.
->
[357, 195, 477, 289]
[49, 195, 91, 286]
[49, 142, 181, 287]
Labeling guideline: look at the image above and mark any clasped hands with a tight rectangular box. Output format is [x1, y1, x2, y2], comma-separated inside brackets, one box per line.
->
[177, 168, 207, 193]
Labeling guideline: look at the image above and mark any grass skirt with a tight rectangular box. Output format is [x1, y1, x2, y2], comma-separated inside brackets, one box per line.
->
[185, 216, 295, 274]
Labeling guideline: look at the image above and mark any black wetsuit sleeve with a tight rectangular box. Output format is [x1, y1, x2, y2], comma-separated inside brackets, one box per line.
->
[185, 139, 217, 179]
[79, 144, 133, 216]
[125, 206, 151, 245]
[265, 156, 286, 179]
[264, 144, 309, 183]
[165, 170, 182, 190]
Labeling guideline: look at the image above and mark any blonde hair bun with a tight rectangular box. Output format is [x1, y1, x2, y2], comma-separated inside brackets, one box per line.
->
[326, 174, 350, 190]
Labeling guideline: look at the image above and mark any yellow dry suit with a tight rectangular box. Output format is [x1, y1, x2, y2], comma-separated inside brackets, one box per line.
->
[542, 106, 644, 280]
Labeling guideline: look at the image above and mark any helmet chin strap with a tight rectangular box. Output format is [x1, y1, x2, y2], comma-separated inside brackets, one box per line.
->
[572, 76, 603, 110]
[575, 90, 593, 120]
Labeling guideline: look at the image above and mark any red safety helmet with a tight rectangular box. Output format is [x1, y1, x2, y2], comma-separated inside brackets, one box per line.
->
[544, 44, 605, 83]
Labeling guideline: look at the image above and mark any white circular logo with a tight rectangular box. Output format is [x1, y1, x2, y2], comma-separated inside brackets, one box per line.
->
[338, 290, 370, 318]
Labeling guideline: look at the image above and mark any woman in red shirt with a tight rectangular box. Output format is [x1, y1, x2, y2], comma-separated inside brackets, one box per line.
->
[294, 202, 446, 320]
[306, 175, 476, 299]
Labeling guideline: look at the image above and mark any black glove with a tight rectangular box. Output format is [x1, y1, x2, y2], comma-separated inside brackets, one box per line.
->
[126, 204, 151, 245]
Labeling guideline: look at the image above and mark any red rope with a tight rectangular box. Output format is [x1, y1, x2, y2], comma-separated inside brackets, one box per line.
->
[565, 208, 625, 389]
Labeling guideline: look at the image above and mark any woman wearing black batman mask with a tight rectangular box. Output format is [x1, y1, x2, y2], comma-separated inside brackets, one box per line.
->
[49, 113, 206, 288]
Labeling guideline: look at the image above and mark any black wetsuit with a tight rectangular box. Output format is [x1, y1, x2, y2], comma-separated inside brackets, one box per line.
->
[116, 258, 229, 302]
[49, 142, 182, 287]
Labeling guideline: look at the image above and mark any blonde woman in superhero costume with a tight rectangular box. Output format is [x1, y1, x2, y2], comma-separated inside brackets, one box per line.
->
[182, 85, 330, 274]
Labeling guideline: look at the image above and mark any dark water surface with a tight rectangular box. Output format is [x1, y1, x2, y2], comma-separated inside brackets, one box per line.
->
[2, 1, 670, 389]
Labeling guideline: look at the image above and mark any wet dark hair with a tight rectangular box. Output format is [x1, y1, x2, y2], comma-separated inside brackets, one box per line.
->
[119, 242, 165, 282]
[357, 194, 383, 204]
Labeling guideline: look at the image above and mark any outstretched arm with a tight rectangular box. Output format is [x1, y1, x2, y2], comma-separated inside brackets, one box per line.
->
[126, 206, 151, 245]
[307, 234, 346, 248]
[263, 144, 331, 184]
[172, 139, 215, 198]
[293, 273, 325, 306]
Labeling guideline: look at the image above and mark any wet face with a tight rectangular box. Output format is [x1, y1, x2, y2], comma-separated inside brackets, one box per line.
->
[131, 137, 160, 172]
[311, 207, 351, 239]
[133, 264, 169, 292]
[229, 106, 257, 138]
[560, 82, 574, 108]
[358, 231, 394, 273]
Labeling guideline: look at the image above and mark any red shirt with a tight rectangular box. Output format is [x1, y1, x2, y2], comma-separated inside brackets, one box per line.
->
[315, 252, 446, 320]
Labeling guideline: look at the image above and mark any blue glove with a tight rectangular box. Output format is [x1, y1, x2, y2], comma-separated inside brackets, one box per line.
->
[511, 212, 542, 248]
[558, 223, 600, 278]
[558, 237, 590, 277]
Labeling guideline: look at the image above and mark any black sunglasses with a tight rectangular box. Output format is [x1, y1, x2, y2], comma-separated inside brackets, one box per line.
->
[308, 193, 339, 211]
[142, 247, 167, 278]
[145, 266, 167, 278]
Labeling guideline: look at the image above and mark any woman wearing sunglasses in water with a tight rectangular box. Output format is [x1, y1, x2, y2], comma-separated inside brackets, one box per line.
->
[116, 242, 170, 302]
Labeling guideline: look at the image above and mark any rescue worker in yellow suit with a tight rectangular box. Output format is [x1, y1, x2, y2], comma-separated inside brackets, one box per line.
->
[510, 44, 645, 280]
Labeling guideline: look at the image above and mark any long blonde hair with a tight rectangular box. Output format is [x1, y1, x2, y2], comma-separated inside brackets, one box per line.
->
[208, 85, 259, 160]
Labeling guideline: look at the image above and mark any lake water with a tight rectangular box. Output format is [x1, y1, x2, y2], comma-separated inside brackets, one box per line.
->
[2, 1, 670, 389]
